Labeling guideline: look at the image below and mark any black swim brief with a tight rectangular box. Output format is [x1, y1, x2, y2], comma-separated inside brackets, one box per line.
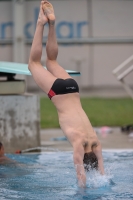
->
[48, 78, 79, 99]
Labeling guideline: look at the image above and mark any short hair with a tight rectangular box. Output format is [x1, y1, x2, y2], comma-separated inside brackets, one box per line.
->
[0, 142, 3, 149]
[83, 152, 98, 171]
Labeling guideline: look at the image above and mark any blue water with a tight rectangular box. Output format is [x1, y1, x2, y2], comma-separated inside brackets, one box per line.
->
[0, 151, 133, 200]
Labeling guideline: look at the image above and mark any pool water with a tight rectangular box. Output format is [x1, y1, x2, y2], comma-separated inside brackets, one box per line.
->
[0, 150, 133, 200]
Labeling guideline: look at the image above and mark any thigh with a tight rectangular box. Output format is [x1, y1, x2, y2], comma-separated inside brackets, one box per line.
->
[46, 59, 72, 79]
[29, 62, 57, 94]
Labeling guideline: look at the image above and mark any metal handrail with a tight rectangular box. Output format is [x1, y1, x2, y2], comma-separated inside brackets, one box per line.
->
[113, 55, 133, 99]
[113, 55, 133, 74]
[117, 65, 133, 80]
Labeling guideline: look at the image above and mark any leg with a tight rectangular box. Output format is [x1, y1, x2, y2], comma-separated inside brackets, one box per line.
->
[28, 1, 56, 94]
[43, 1, 71, 79]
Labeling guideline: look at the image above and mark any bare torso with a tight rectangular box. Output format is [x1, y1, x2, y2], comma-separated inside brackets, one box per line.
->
[52, 93, 99, 152]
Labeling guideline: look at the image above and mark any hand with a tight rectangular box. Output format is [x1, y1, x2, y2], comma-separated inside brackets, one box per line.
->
[38, 1, 48, 25]
[75, 164, 86, 188]
[78, 174, 86, 188]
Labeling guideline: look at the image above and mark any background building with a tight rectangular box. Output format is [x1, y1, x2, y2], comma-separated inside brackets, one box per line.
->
[0, 0, 133, 94]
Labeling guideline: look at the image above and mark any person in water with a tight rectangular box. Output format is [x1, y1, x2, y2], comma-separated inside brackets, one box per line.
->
[28, 0, 104, 187]
[0, 142, 15, 164]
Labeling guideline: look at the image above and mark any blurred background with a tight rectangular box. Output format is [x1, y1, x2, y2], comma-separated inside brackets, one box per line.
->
[0, 0, 133, 95]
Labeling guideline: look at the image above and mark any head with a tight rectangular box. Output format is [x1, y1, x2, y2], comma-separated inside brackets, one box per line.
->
[0, 142, 4, 156]
[83, 152, 98, 171]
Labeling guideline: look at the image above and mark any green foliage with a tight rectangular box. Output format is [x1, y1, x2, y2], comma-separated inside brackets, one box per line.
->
[40, 97, 59, 128]
[40, 97, 133, 128]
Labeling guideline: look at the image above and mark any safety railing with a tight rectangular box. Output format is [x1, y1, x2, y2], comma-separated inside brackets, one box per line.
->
[113, 55, 133, 99]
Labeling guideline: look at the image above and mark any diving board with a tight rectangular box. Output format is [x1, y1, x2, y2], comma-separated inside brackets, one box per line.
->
[0, 62, 80, 76]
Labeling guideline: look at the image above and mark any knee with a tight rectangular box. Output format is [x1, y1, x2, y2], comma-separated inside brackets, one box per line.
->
[46, 58, 57, 68]
[28, 60, 33, 71]
[28, 61, 32, 71]
[28, 60, 39, 72]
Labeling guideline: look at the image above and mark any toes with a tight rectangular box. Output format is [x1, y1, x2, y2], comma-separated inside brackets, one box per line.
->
[44, 1, 52, 6]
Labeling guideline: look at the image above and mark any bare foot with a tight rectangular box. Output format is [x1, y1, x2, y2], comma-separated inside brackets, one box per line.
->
[42, 0, 55, 24]
[38, 1, 48, 25]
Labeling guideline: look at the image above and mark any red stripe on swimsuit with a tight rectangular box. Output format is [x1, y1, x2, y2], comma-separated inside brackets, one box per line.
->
[48, 89, 56, 99]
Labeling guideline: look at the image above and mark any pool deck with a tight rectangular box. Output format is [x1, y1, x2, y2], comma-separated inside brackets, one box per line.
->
[40, 127, 133, 151]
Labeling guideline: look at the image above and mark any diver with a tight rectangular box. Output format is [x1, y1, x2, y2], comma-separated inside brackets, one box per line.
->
[0, 142, 16, 164]
[28, 0, 105, 187]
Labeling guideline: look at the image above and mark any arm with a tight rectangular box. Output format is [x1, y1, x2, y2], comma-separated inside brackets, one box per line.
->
[93, 143, 105, 175]
[73, 142, 86, 187]
[0, 156, 17, 165]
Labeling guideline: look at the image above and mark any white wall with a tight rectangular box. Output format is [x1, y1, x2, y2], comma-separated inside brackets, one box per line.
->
[92, 0, 133, 37]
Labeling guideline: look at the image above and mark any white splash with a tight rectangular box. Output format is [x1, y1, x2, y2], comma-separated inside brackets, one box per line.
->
[86, 168, 113, 188]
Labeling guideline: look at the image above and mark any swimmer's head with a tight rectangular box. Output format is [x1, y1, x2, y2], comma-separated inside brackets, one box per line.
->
[83, 152, 98, 171]
[0, 142, 4, 156]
